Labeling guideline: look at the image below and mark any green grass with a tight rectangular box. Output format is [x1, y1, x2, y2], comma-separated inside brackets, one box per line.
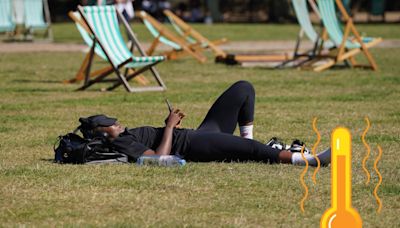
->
[1, 25, 400, 227]
[52, 22, 400, 43]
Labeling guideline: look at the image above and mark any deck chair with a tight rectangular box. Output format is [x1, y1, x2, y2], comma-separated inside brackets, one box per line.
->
[71, 5, 166, 92]
[23, 0, 53, 41]
[164, 10, 288, 64]
[0, 0, 16, 35]
[137, 11, 207, 63]
[316, 0, 382, 72]
[66, 11, 150, 86]
[280, 0, 336, 67]
[163, 9, 227, 58]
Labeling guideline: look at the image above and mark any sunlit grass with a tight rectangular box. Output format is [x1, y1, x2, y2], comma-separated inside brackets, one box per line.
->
[52, 22, 400, 43]
[0, 26, 399, 226]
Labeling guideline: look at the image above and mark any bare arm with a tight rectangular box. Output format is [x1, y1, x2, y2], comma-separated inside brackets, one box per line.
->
[142, 109, 184, 156]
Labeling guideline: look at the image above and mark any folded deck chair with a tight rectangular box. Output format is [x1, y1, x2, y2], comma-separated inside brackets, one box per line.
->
[137, 11, 207, 63]
[0, 0, 16, 35]
[163, 9, 227, 58]
[316, 0, 382, 72]
[70, 5, 166, 92]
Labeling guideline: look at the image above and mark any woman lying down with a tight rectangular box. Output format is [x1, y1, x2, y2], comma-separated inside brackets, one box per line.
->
[79, 81, 331, 166]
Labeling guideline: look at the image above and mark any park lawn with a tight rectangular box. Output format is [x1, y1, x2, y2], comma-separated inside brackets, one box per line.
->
[52, 22, 400, 43]
[0, 45, 399, 227]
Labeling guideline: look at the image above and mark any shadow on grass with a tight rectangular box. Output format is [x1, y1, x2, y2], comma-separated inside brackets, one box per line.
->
[5, 88, 65, 93]
[13, 79, 62, 84]
[40, 158, 55, 163]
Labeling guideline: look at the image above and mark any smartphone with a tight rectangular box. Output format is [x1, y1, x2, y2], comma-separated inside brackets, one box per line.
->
[165, 99, 173, 112]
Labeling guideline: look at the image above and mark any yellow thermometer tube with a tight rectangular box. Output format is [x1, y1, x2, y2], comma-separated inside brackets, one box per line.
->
[320, 127, 362, 228]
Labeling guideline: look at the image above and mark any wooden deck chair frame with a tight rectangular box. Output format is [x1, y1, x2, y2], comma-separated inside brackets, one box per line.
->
[163, 10, 288, 63]
[163, 9, 228, 58]
[315, 0, 382, 72]
[164, 10, 288, 64]
[73, 5, 166, 92]
[23, 0, 53, 41]
[137, 11, 207, 63]
[141, 11, 286, 65]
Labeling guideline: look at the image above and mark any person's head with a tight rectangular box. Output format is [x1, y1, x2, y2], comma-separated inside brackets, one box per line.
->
[79, 114, 125, 139]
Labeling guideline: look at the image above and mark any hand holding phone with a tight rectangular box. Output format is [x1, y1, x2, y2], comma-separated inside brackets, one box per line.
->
[165, 99, 173, 112]
[164, 99, 185, 128]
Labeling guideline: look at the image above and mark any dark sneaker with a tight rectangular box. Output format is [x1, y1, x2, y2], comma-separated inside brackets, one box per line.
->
[289, 139, 311, 155]
[266, 137, 290, 150]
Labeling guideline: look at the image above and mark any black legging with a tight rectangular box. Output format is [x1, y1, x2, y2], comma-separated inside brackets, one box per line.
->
[184, 81, 281, 163]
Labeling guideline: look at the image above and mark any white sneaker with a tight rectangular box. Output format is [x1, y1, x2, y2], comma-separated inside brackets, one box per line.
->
[289, 139, 311, 155]
[265, 137, 290, 150]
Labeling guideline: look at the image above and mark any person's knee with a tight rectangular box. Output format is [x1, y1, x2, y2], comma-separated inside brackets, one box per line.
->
[233, 80, 255, 95]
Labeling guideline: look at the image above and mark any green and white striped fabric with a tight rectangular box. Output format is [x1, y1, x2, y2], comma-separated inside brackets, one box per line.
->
[165, 15, 209, 48]
[166, 15, 197, 44]
[140, 12, 182, 50]
[318, 0, 373, 49]
[0, 0, 15, 32]
[24, 0, 48, 29]
[82, 6, 165, 68]
[72, 12, 109, 60]
[292, 0, 334, 48]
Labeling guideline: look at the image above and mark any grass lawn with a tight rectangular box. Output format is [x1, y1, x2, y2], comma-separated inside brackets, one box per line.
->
[0, 24, 399, 227]
[52, 22, 400, 43]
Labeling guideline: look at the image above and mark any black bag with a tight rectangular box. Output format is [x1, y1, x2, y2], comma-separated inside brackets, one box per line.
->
[54, 133, 128, 164]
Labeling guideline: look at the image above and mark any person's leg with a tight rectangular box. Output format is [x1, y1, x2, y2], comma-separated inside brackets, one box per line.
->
[185, 132, 283, 163]
[185, 131, 331, 166]
[197, 81, 255, 138]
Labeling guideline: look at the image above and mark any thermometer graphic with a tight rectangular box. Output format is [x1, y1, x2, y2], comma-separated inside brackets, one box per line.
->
[320, 127, 362, 228]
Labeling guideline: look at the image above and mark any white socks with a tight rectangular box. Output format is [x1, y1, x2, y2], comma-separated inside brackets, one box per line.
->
[291, 148, 331, 166]
[239, 125, 253, 139]
[292, 153, 316, 166]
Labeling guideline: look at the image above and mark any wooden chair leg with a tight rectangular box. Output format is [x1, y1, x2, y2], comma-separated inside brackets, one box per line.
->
[348, 22, 379, 71]
[146, 37, 160, 56]
[313, 59, 336, 72]
[127, 68, 150, 85]
[349, 56, 357, 67]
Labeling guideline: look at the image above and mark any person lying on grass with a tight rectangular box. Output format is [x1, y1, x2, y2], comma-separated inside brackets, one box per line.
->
[80, 81, 331, 166]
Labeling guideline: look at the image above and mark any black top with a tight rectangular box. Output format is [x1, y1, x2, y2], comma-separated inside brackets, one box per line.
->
[110, 127, 192, 161]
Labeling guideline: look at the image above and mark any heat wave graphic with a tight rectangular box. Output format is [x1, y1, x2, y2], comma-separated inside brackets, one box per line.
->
[299, 117, 383, 215]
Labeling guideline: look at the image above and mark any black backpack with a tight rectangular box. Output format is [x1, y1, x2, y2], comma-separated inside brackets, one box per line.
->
[54, 133, 128, 164]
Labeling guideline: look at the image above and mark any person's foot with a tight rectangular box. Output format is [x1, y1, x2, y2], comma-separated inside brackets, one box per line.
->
[266, 137, 290, 150]
[291, 147, 331, 167]
[316, 147, 331, 166]
[288, 139, 311, 155]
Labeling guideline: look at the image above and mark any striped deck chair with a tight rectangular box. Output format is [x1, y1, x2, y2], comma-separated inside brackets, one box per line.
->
[23, 0, 53, 41]
[0, 0, 16, 35]
[281, 0, 336, 67]
[163, 9, 227, 58]
[316, 0, 382, 72]
[72, 5, 166, 92]
[66, 11, 149, 86]
[137, 11, 207, 63]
